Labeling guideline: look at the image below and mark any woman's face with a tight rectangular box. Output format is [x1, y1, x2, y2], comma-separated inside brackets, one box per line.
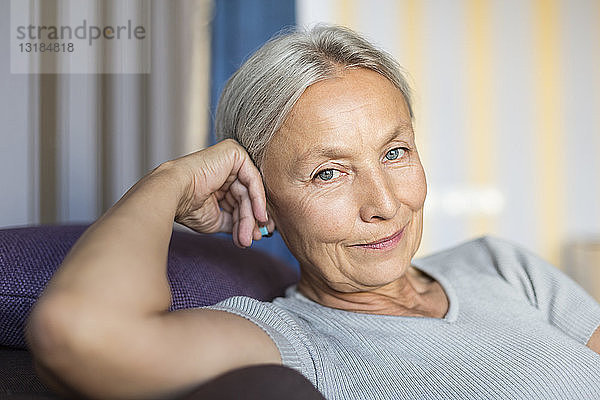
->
[262, 68, 427, 293]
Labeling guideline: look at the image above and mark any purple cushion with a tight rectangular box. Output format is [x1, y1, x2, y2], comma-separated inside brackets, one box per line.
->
[0, 225, 299, 349]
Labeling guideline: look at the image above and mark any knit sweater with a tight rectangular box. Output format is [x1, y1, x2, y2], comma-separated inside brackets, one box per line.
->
[205, 236, 600, 399]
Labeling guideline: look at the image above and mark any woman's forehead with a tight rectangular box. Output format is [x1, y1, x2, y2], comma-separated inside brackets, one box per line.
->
[273, 68, 413, 155]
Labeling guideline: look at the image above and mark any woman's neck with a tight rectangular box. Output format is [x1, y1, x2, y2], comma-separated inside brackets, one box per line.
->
[296, 266, 448, 318]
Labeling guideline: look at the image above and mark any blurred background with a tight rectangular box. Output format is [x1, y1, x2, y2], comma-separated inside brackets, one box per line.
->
[1, 0, 599, 296]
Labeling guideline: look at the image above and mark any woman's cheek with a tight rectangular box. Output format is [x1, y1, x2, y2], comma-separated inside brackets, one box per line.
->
[393, 165, 427, 210]
[413, 169, 428, 208]
[300, 190, 356, 243]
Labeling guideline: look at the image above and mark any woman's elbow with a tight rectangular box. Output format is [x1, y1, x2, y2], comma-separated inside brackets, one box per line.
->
[28, 294, 77, 363]
[26, 293, 102, 397]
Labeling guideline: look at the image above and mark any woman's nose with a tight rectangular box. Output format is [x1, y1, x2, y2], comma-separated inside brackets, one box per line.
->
[357, 169, 400, 222]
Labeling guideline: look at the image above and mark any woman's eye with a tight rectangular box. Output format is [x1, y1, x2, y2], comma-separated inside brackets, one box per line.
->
[316, 169, 340, 181]
[385, 147, 405, 161]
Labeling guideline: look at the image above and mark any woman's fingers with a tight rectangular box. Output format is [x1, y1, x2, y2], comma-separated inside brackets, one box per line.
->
[218, 209, 233, 233]
[209, 140, 267, 226]
[219, 177, 266, 247]
[172, 139, 268, 247]
[233, 153, 268, 225]
[231, 205, 242, 248]
[251, 215, 276, 242]
[229, 179, 256, 248]
[220, 192, 235, 214]
[252, 226, 263, 241]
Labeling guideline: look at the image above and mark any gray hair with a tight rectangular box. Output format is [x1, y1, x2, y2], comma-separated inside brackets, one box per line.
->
[215, 24, 414, 168]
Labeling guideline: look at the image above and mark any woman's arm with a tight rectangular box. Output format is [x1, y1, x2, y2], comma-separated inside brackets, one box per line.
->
[26, 140, 280, 399]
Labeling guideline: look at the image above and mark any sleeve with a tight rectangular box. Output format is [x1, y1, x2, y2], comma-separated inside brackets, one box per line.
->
[482, 236, 600, 345]
[201, 296, 318, 386]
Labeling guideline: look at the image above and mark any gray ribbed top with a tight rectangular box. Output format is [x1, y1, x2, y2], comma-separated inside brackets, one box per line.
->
[205, 236, 600, 399]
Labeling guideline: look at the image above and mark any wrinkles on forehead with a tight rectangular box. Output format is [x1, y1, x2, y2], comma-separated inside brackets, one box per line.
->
[292, 122, 415, 169]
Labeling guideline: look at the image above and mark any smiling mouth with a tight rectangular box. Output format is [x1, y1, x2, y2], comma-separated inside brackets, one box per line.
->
[351, 226, 406, 250]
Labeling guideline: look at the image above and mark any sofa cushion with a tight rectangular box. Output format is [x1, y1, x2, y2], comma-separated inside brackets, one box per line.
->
[0, 346, 59, 398]
[0, 225, 299, 349]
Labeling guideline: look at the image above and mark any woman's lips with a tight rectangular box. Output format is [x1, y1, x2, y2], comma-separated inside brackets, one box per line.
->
[351, 227, 405, 250]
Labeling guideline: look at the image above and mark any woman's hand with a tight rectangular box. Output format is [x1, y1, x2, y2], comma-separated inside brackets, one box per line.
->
[162, 139, 275, 248]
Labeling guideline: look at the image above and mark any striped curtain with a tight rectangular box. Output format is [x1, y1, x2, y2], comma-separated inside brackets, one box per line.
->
[1, 0, 212, 226]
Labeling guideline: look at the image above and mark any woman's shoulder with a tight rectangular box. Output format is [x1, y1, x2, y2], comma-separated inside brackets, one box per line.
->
[204, 293, 303, 327]
[414, 235, 541, 278]
[203, 293, 319, 384]
[416, 235, 515, 261]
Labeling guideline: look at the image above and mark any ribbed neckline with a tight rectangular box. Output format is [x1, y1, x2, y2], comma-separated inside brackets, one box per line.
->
[284, 257, 459, 324]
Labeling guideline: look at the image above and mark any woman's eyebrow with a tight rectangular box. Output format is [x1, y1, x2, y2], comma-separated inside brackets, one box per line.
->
[295, 145, 353, 168]
[294, 123, 414, 167]
[383, 125, 414, 144]
[389, 122, 415, 139]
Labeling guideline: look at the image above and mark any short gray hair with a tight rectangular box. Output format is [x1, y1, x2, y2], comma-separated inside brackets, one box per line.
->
[215, 24, 413, 168]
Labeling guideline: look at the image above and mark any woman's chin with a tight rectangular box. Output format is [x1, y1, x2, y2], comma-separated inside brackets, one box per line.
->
[343, 261, 413, 291]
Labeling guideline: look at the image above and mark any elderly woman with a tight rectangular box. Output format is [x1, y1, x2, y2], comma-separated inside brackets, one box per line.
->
[27, 25, 600, 399]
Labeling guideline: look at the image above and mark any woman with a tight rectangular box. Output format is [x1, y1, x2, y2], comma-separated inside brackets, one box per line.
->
[27, 25, 600, 399]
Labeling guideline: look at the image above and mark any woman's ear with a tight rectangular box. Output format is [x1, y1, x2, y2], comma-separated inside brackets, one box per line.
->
[265, 200, 277, 234]
[261, 173, 278, 233]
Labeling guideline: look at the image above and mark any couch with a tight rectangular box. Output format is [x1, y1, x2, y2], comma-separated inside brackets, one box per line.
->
[0, 224, 324, 399]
